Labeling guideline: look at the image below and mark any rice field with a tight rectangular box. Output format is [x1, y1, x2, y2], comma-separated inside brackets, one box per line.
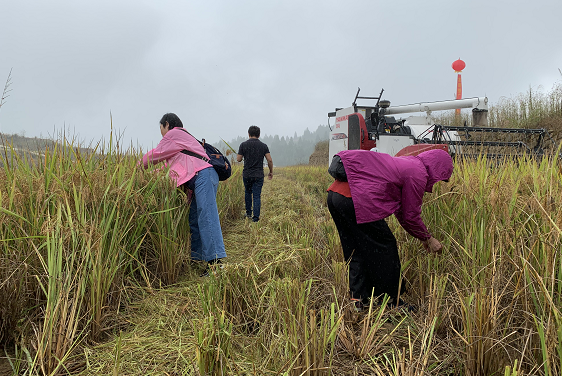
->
[1, 83, 562, 375]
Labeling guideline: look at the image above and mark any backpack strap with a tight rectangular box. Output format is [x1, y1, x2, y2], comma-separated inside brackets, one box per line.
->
[180, 149, 209, 162]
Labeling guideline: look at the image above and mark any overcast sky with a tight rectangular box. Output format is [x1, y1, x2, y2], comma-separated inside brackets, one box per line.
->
[1, 0, 561, 150]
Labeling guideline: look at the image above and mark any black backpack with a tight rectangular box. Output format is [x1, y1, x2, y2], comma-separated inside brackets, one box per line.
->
[328, 155, 347, 182]
[178, 130, 232, 181]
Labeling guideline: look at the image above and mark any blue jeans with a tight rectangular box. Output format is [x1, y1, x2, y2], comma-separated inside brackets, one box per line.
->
[189, 167, 227, 262]
[243, 176, 264, 221]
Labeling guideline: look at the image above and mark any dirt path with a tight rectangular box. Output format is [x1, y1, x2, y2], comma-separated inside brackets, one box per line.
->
[221, 171, 311, 264]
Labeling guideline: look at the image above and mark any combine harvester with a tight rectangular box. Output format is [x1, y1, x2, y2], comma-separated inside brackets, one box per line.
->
[328, 88, 558, 161]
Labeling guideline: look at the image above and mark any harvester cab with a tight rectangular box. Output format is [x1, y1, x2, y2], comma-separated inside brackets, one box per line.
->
[328, 88, 558, 162]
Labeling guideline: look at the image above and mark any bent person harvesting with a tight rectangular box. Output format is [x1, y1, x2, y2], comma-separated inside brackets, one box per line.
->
[327, 149, 453, 310]
[140, 113, 226, 277]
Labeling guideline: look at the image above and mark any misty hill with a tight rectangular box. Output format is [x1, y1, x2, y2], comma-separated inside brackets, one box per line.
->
[0, 132, 94, 166]
[0, 133, 56, 161]
[215, 125, 330, 167]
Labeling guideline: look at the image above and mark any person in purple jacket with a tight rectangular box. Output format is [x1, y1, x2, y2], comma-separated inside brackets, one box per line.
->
[140, 113, 226, 277]
[327, 149, 453, 310]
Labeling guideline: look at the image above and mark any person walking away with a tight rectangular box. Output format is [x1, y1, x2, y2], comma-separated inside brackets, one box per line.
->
[140, 113, 226, 277]
[327, 149, 453, 310]
[236, 125, 273, 222]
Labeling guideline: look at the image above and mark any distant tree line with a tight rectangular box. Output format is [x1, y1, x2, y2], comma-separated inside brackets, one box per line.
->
[1, 124, 332, 168]
[216, 125, 330, 167]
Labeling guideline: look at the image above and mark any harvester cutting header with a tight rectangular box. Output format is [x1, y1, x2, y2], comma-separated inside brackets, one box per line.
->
[328, 88, 558, 162]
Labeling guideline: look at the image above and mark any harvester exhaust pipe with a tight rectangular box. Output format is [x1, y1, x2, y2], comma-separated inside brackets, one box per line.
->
[472, 108, 488, 126]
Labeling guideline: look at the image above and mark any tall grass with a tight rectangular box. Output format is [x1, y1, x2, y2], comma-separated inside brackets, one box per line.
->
[5, 149, 561, 375]
[396, 153, 562, 375]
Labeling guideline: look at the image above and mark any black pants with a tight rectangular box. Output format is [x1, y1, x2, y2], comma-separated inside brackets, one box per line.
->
[327, 191, 401, 303]
[243, 176, 264, 221]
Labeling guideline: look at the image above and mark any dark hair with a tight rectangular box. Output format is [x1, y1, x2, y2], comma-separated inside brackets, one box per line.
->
[248, 125, 260, 138]
[160, 113, 183, 130]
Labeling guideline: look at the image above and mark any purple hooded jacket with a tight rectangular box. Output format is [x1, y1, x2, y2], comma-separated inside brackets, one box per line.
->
[338, 149, 453, 240]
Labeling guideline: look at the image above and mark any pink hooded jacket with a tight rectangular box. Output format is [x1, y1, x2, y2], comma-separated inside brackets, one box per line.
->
[140, 128, 211, 187]
[338, 149, 453, 240]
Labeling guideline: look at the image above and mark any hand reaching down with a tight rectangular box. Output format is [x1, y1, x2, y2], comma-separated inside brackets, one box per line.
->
[422, 236, 443, 254]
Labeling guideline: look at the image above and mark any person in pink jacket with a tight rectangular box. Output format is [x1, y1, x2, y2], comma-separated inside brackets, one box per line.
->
[327, 149, 453, 310]
[140, 113, 226, 276]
